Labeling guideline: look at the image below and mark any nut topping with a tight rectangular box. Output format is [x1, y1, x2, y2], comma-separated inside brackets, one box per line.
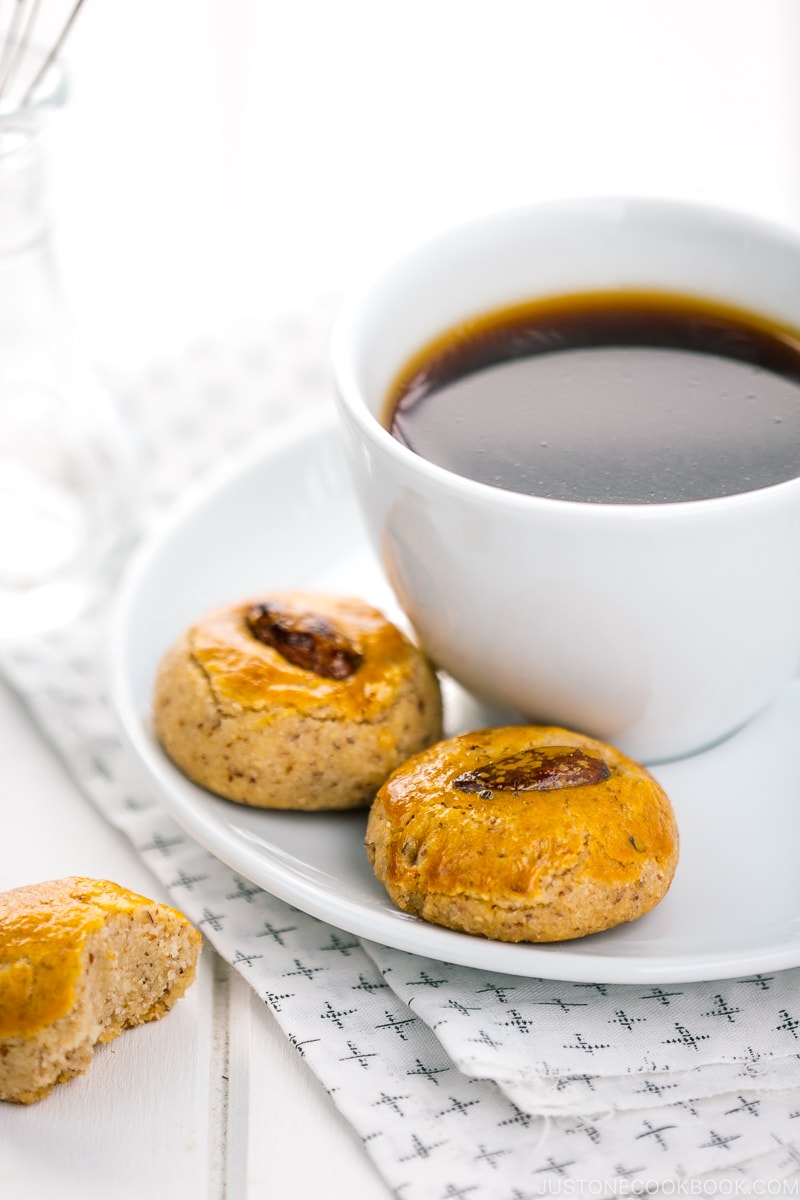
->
[245, 602, 362, 680]
[453, 745, 610, 796]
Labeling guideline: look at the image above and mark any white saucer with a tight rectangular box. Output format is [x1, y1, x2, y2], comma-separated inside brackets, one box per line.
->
[110, 414, 800, 983]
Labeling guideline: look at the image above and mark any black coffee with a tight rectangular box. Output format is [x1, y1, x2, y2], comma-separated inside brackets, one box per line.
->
[384, 292, 800, 504]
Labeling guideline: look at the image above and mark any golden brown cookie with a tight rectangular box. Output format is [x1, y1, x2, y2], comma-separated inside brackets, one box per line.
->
[366, 725, 679, 942]
[0, 877, 202, 1104]
[153, 591, 443, 809]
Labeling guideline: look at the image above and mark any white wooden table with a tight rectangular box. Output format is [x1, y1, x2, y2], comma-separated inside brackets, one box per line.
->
[0, 679, 391, 1199]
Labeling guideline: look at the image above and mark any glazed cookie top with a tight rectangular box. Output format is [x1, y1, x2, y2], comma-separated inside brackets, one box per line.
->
[374, 725, 679, 901]
[189, 591, 427, 721]
[0, 878, 197, 1039]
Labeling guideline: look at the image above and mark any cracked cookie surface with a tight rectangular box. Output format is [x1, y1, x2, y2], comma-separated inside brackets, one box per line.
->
[366, 725, 679, 942]
[153, 591, 443, 809]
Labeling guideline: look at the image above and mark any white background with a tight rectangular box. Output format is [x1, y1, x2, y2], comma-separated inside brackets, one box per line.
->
[39, 0, 800, 375]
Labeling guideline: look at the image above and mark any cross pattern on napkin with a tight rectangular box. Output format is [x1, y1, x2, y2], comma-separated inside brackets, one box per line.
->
[3, 305, 800, 1195]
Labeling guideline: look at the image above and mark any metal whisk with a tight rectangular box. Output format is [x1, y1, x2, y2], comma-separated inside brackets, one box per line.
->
[0, 0, 86, 108]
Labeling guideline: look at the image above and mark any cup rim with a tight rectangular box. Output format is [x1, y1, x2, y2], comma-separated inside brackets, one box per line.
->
[331, 194, 800, 521]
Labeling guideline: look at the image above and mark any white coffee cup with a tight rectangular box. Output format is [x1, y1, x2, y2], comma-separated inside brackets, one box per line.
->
[331, 197, 800, 763]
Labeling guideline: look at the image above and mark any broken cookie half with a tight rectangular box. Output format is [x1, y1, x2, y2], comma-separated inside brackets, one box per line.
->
[0, 877, 201, 1104]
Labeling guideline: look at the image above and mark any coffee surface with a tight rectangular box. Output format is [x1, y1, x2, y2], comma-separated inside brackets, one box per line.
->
[385, 293, 800, 504]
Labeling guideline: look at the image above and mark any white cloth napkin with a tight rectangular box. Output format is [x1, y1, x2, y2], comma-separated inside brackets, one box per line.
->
[3, 304, 800, 1196]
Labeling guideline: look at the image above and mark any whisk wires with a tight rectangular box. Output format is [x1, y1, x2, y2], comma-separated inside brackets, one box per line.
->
[0, 0, 87, 108]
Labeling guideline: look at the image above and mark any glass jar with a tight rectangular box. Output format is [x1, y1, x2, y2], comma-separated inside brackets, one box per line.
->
[0, 55, 137, 637]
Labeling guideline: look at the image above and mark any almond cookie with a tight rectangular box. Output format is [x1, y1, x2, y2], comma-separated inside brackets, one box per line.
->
[0, 877, 201, 1104]
[153, 591, 443, 809]
[366, 725, 679, 942]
